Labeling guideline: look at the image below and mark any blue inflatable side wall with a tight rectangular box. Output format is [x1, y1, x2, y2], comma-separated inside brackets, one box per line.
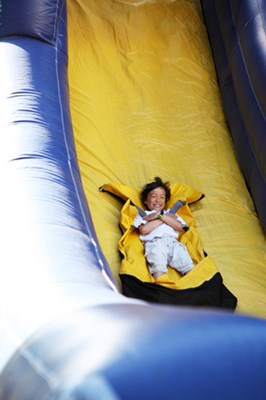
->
[201, 0, 266, 234]
[0, 1, 265, 399]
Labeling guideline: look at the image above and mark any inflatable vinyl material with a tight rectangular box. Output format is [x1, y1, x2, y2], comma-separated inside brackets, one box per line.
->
[0, 0, 265, 399]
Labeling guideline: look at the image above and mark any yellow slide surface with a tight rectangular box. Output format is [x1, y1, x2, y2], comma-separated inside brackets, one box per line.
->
[68, 0, 266, 317]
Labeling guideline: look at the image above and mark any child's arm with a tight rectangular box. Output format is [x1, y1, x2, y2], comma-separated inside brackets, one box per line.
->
[137, 211, 161, 235]
[138, 211, 183, 235]
[159, 213, 183, 232]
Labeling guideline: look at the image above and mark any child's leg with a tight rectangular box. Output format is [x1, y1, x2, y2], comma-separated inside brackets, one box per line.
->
[168, 239, 194, 275]
[145, 238, 168, 279]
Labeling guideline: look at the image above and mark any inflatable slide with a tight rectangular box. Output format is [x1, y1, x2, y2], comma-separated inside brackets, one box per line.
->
[0, 0, 265, 399]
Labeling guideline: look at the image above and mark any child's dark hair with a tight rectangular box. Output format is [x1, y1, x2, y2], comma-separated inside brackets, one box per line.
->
[140, 177, 171, 205]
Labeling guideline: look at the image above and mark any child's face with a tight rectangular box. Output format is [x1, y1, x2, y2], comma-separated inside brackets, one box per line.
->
[145, 187, 166, 211]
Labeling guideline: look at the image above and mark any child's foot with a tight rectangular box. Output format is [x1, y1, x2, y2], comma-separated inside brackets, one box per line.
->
[153, 272, 165, 280]
[182, 264, 194, 275]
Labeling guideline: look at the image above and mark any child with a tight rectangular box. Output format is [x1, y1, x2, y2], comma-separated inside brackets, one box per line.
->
[134, 177, 194, 280]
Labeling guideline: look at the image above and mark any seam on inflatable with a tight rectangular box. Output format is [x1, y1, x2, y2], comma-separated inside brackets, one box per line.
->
[52, 0, 60, 43]
[54, 27, 118, 293]
[52, 0, 63, 44]
[257, 0, 266, 37]
[228, 0, 266, 179]
[214, 1, 258, 166]
[0, 308, 59, 389]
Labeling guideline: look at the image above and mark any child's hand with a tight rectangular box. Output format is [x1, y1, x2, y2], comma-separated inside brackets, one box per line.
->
[143, 212, 160, 222]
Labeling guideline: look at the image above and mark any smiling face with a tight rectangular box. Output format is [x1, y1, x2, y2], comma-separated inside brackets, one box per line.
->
[145, 187, 166, 212]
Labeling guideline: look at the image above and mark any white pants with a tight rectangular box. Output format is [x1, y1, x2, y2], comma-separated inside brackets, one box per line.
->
[144, 236, 194, 276]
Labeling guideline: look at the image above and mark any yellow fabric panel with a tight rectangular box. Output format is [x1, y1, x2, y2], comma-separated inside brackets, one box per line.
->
[100, 181, 203, 212]
[104, 181, 217, 290]
[119, 221, 218, 290]
[67, 0, 266, 317]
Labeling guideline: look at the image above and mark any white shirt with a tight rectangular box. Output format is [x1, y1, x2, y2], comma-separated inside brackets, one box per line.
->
[134, 209, 187, 242]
